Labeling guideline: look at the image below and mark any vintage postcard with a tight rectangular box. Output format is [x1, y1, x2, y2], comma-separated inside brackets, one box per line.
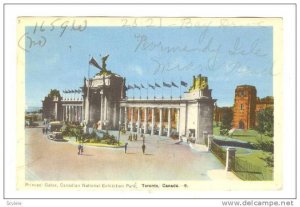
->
[17, 17, 283, 195]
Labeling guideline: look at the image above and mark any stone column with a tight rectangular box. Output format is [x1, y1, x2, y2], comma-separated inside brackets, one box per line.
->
[84, 94, 90, 123]
[69, 105, 72, 122]
[72, 106, 74, 122]
[76, 106, 78, 122]
[54, 102, 58, 120]
[119, 107, 123, 128]
[144, 108, 148, 134]
[176, 108, 180, 134]
[78, 106, 80, 122]
[159, 108, 163, 136]
[80, 106, 83, 122]
[100, 94, 104, 122]
[151, 108, 155, 135]
[124, 107, 128, 131]
[137, 108, 141, 133]
[167, 108, 171, 137]
[104, 95, 108, 122]
[113, 102, 117, 128]
[130, 107, 134, 133]
[69, 105, 71, 122]
[62, 106, 65, 121]
[73, 106, 75, 122]
[226, 147, 236, 171]
[66, 106, 68, 122]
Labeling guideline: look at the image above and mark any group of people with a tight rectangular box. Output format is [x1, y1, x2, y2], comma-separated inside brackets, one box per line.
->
[128, 133, 138, 141]
[124, 133, 146, 154]
[42, 126, 48, 134]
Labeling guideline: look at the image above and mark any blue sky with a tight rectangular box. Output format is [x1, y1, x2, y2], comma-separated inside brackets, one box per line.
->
[25, 26, 273, 107]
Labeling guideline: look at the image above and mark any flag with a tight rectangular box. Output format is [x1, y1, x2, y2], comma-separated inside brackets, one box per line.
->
[171, 82, 178, 88]
[140, 84, 145, 89]
[127, 85, 134, 89]
[148, 84, 155, 89]
[181, 81, 188, 87]
[163, 82, 171, 87]
[134, 84, 140, 89]
[89, 57, 102, 70]
[155, 83, 161, 88]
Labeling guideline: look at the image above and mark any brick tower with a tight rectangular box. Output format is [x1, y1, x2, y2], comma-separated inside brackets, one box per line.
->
[232, 85, 257, 129]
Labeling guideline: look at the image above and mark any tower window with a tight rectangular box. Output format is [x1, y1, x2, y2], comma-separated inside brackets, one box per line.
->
[240, 91, 244, 97]
[240, 104, 244, 110]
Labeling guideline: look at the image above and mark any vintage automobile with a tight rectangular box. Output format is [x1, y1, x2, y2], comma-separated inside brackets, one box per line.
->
[47, 121, 63, 140]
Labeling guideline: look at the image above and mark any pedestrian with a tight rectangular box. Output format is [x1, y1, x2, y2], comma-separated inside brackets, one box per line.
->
[78, 144, 81, 155]
[142, 144, 146, 154]
[80, 145, 84, 154]
[124, 142, 128, 154]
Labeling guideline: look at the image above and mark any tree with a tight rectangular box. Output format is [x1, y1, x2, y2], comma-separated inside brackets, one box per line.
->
[47, 89, 61, 99]
[220, 110, 233, 135]
[256, 108, 274, 138]
[255, 108, 274, 167]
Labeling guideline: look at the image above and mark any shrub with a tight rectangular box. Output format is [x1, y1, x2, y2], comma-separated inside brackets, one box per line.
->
[254, 139, 274, 153]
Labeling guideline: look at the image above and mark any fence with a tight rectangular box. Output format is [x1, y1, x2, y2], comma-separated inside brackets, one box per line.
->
[210, 139, 226, 165]
[233, 157, 272, 181]
[208, 137, 273, 181]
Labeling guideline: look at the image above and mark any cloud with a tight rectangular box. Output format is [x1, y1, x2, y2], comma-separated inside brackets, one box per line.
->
[224, 61, 253, 77]
[45, 53, 60, 65]
[127, 65, 144, 76]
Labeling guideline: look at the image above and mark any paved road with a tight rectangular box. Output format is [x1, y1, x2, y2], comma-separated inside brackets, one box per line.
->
[25, 127, 238, 181]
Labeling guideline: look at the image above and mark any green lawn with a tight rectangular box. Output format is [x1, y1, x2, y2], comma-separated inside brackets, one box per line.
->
[235, 150, 273, 180]
[213, 123, 273, 180]
[213, 124, 273, 145]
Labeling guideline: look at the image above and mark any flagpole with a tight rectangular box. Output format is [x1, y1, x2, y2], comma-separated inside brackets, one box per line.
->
[147, 82, 148, 100]
[180, 79, 182, 100]
[133, 88, 135, 99]
[162, 80, 164, 99]
[171, 84, 173, 100]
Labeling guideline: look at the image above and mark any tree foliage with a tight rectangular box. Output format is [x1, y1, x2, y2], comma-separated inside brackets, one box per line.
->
[47, 89, 61, 99]
[256, 108, 274, 137]
[220, 110, 233, 135]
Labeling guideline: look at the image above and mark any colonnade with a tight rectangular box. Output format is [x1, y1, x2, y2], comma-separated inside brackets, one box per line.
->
[62, 105, 83, 122]
[119, 106, 180, 137]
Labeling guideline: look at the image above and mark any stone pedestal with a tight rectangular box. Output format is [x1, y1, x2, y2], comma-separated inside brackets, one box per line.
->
[225, 147, 236, 171]
[207, 134, 213, 151]
[201, 131, 208, 145]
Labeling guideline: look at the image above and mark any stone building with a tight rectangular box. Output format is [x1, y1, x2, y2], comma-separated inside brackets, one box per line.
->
[232, 85, 257, 129]
[42, 92, 63, 121]
[43, 72, 216, 144]
[118, 74, 216, 144]
[256, 96, 274, 113]
[231, 85, 273, 130]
